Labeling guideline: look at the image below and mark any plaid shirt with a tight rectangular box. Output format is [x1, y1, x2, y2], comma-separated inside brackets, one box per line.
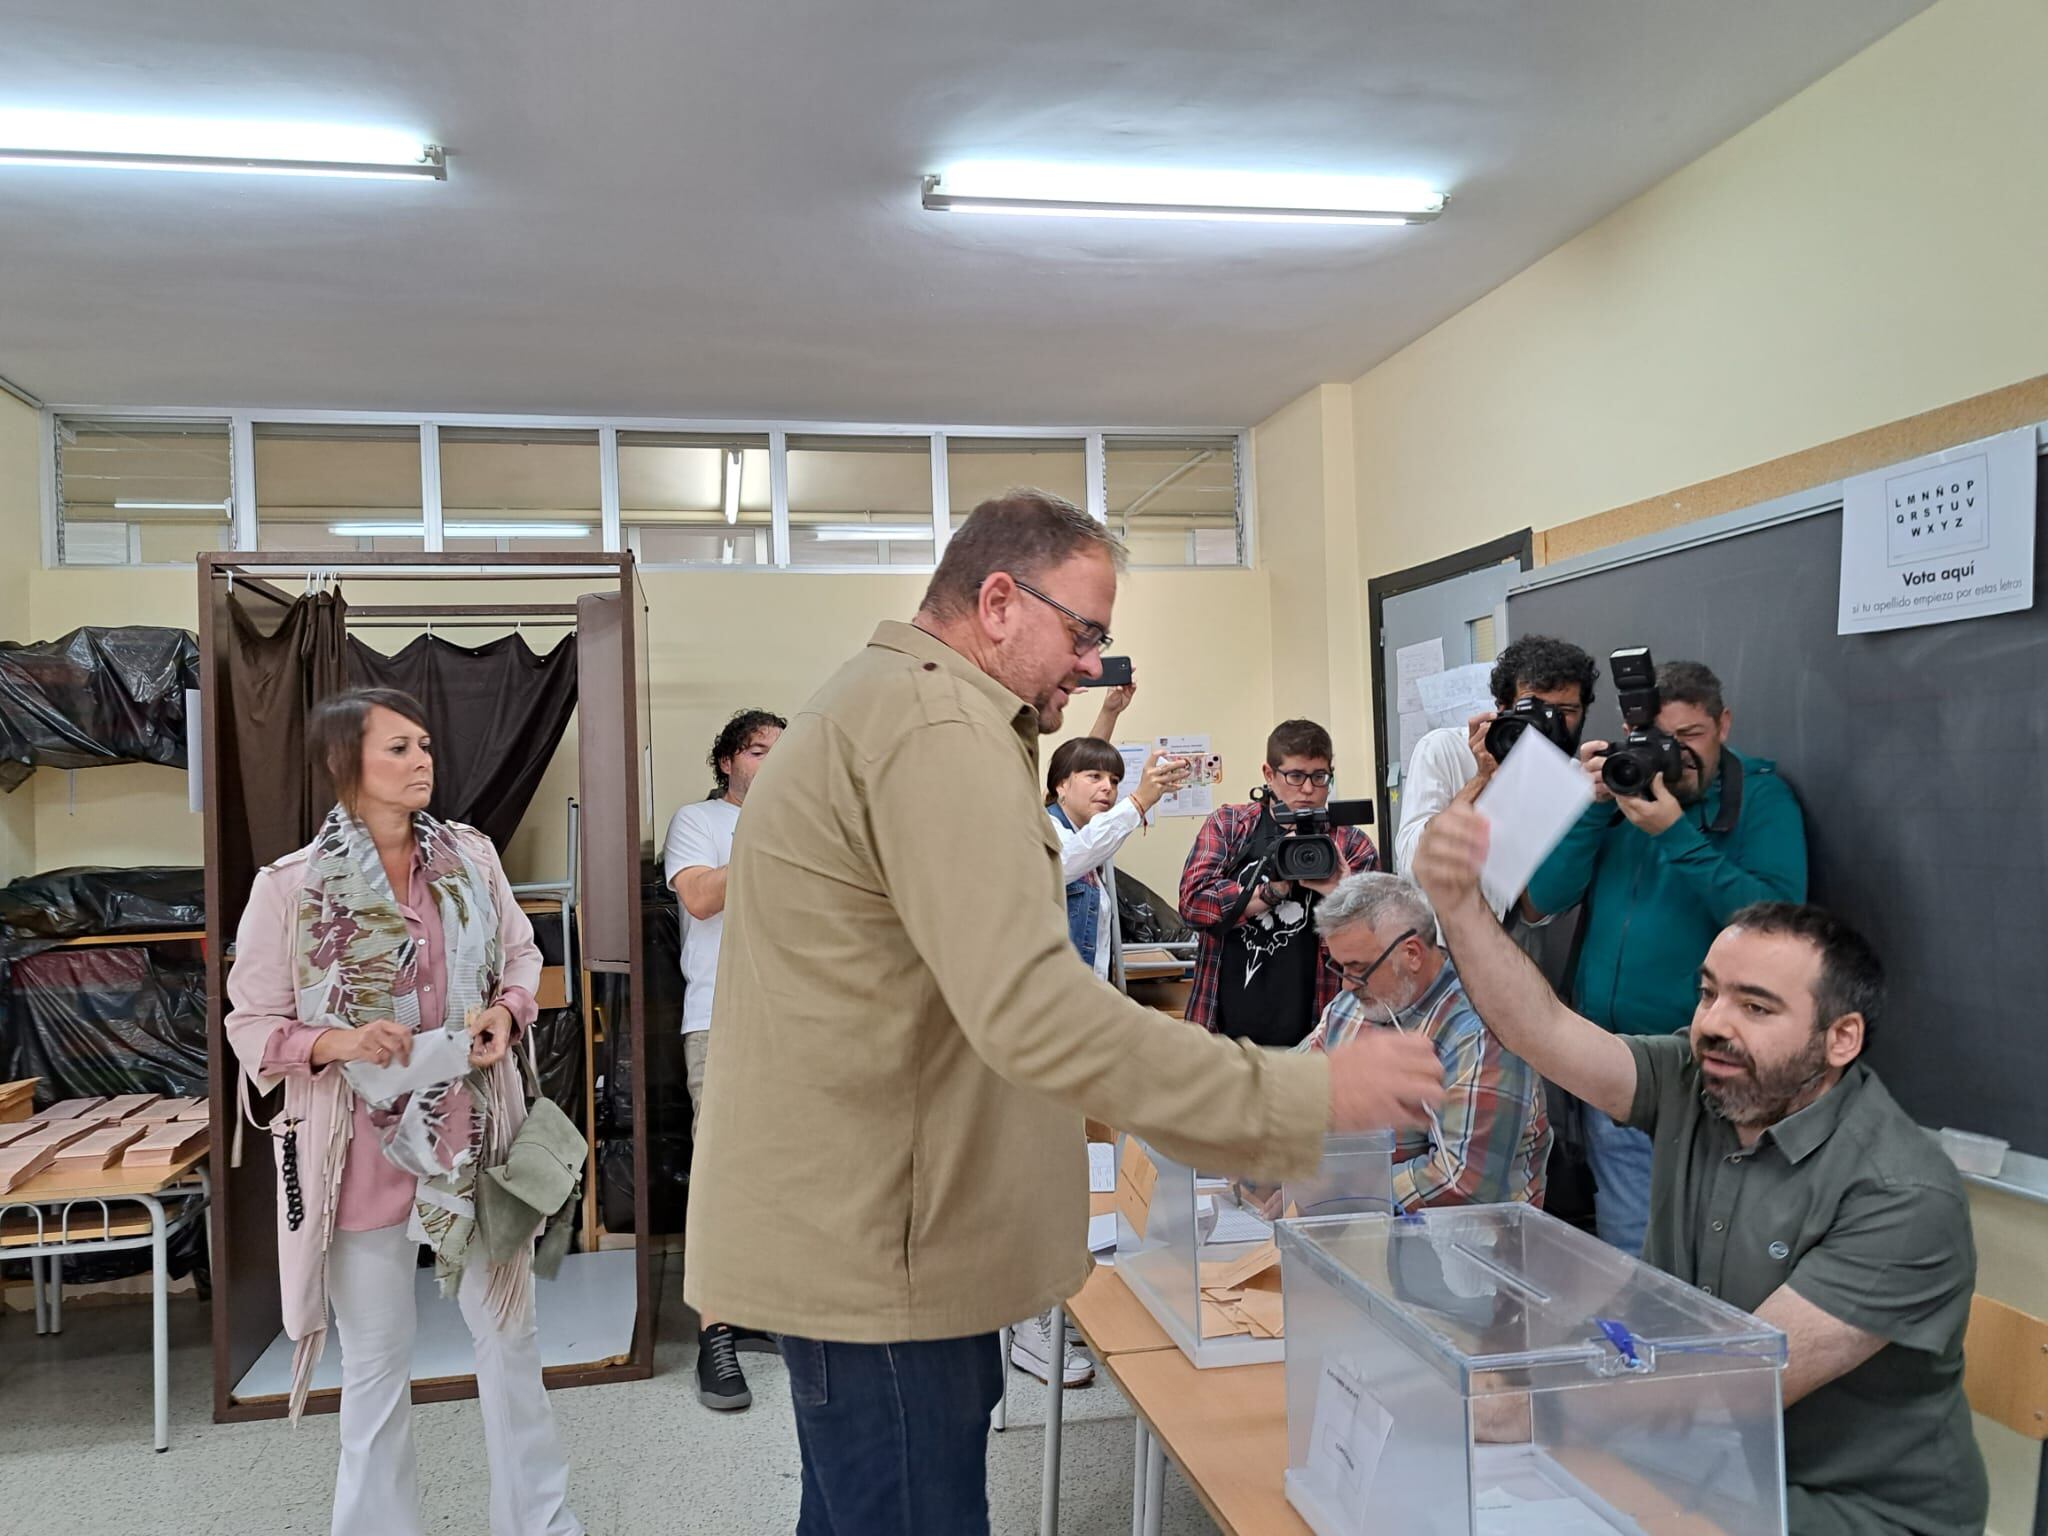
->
[1176, 801, 1376, 1034]
[1301, 962, 1550, 1212]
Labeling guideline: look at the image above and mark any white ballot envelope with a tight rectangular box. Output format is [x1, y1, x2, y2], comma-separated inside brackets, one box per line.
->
[340, 1023, 474, 1110]
[1472, 728, 1595, 912]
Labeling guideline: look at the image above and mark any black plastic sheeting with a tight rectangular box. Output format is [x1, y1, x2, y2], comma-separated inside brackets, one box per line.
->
[1116, 870, 1191, 946]
[0, 866, 206, 958]
[0, 626, 199, 791]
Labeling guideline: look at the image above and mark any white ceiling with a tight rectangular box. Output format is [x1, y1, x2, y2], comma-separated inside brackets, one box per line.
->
[2, 0, 1927, 428]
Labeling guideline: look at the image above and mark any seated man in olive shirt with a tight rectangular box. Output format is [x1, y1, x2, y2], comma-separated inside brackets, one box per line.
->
[1414, 801, 1987, 1536]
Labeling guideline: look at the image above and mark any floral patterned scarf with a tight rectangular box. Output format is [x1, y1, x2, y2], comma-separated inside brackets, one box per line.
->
[292, 804, 513, 1295]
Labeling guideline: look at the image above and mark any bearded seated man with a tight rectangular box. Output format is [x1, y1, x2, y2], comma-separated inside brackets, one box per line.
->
[1412, 802, 1988, 1536]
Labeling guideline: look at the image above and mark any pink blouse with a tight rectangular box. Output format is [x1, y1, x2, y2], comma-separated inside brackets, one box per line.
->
[237, 842, 539, 1231]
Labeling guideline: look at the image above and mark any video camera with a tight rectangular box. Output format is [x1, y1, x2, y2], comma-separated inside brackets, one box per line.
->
[1262, 795, 1375, 883]
[1600, 646, 1686, 800]
[1483, 696, 1580, 764]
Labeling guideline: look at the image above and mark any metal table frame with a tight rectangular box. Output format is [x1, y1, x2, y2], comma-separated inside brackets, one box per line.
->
[3, 1165, 211, 1451]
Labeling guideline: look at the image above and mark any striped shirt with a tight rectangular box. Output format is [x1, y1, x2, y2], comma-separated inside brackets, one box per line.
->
[1301, 960, 1550, 1212]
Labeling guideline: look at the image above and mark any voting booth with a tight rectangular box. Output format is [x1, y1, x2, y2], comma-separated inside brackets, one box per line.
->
[1114, 1133, 1393, 1369]
[1277, 1205, 1787, 1536]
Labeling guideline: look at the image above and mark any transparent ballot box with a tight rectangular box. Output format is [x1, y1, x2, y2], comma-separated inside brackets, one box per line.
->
[1114, 1132, 1392, 1368]
[1276, 1205, 1787, 1536]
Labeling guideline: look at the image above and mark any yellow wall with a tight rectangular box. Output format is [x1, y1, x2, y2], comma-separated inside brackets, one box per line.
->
[1254, 2, 2048, 1527]
[12, 556, 1273, 904]
[1, 395, 42, 879]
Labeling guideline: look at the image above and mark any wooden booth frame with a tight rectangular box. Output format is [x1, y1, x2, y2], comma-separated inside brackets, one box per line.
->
[196, 551, 655, 1422]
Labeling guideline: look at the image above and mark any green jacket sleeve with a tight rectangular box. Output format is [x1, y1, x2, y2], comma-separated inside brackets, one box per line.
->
[1648, 771, 1808, 924]
[1525, 801, 1620, 918]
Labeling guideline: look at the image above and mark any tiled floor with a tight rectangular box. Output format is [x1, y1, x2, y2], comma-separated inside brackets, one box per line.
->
[0, 1263, 1222, 1535]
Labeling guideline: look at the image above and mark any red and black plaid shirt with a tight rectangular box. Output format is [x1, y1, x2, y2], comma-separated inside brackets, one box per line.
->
[1175, 801, 1377, 1033]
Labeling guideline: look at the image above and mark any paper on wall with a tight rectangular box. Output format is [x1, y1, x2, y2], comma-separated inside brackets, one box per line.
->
[1398, 710, 1428, 771]
[1471, 727, 1594, 913]
[1088, 1141, 1116, 1193]
[1394, 637, 1445, 714]
[1150, 733, 1214, 818]
[1416, 662, 1497, 732]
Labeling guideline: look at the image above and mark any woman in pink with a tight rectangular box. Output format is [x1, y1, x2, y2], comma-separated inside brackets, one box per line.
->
[225, 687, 581, 1536]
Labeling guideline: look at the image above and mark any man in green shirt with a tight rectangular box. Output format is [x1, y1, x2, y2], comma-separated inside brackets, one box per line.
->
[1414, 801, 1987, 1536]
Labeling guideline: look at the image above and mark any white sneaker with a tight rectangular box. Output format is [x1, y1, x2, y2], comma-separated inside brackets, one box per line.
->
[1010, 1309, 1094, 1387]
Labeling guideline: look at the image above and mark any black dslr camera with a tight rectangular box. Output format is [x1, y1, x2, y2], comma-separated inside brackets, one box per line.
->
[1483, 696, 1580, 764]
[1265, 797, 1375, 883]
[1600, 647, 1686, 800]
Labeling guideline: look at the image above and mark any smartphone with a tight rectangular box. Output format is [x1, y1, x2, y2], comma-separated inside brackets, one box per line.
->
[1079, 655, 1133, 688]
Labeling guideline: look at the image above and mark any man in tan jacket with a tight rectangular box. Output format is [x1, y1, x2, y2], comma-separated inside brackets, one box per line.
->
[685, 491, 1445, 1535]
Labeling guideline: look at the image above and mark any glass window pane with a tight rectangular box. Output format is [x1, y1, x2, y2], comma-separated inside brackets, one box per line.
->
[255, 424, 423, 552]
[55, 416, 232, 567]
[787, 434, 934, 567]
[437, 427, 601, 555]
[1103, 436, 1242, 566]
[618, 431, 771, 566]
[946, 438, 1088, 529]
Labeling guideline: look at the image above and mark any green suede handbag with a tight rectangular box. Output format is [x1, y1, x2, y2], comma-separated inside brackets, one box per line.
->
[476, 1043, 588, 1278]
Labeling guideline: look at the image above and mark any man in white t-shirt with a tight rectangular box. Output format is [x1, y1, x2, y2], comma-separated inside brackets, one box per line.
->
[1393, 635, 1597, 916]
[663, 706, 784, 1412]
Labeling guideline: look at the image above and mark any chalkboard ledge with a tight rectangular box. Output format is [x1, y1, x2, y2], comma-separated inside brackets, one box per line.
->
[1922, 1129, 2048, 1210]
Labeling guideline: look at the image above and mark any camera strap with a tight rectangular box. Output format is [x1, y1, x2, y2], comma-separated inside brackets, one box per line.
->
[1704, 750, 1744, 836]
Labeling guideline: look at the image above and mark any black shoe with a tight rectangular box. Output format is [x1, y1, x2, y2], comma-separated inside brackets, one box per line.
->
[696, 1323, 753, 1411]
[730, 1326, 779, 1356]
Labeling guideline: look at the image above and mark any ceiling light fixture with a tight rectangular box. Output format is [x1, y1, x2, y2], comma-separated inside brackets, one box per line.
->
[329, 521, 591, 538]
[0, 109, 444, 180]
[812, 524, 933, 542]
[921, 161, 1444, 226]
[723, 449, 744, 525]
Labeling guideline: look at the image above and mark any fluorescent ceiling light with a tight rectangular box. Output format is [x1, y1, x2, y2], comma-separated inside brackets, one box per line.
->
[922, 162, 1444, 225]
[723, 448, 743, 525]
[114, 499, 230, 511]
[0, 109, 443, 180]
[811, 524, 933, 542]
[329, 521, 592, 538]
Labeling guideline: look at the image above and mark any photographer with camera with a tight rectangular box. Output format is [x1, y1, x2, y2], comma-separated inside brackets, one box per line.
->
[1179, 719, 1377, 1047]
[1525, 652, 1807, 1254]
[1393, 635, 1598, 913]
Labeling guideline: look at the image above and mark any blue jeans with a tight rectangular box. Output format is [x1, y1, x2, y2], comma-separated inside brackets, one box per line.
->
[778, 1332, 1003, 1536]
[1584, 1104, 1654, 1256]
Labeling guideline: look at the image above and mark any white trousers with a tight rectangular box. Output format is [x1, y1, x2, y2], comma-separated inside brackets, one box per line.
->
[327, 1224, 582, 1536]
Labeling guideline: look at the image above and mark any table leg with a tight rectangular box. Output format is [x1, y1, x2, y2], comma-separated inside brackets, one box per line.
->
[30, 1253, 48, 1335]
[144, 1194, 168, 1452]
[993, 1326, 1010, 1432]
[1038, 1305, 1064, 1536]
[48, 1250, 63, 1332]
[1142, 1430, 1165, 1536]
[1131, 1422, 1150, 1536]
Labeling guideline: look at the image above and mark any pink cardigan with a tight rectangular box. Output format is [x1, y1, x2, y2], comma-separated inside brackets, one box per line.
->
[223, 824, 540, 1407]
[240, 842, 538, 1229]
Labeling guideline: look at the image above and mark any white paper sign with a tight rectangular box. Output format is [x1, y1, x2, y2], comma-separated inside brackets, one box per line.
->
[1416, 662, 1497, 731]
[1397, 709, 1428, 770]
[1148, 733, 1215, 818]
[1838, 427, 2036, 634]
[1306, 1355, 1394, 1532]
[1394, 637, 1446, 714]
[1472, 726, 1594, 913]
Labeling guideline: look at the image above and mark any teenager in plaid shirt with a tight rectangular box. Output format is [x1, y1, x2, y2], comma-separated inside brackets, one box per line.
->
[1304, 871, 1550, 1210]
[1177, 719, 1375, 1046]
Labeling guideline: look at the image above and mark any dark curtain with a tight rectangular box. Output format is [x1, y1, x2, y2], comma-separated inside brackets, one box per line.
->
[346, 631, 578, 850]
[218, 591, 350, 882]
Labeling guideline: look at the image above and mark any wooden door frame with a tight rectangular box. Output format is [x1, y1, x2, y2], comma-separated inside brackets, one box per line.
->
[1365, 529, 1533, 864]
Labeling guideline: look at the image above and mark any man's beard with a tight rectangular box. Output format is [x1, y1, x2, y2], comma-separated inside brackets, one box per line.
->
[1694, 1029, 1830, 1126]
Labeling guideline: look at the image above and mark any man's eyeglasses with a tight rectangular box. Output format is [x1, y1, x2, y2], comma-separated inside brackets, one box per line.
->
[1274, 768, 1334, 788]
[1013, 580, 1112, 657]
[1337, 927, 1419, 990]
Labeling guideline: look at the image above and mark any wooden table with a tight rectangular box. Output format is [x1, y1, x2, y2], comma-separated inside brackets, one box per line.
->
[0, 1150, 210, 1451]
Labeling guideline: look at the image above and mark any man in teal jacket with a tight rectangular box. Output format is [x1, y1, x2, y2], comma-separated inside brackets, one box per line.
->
[1525, 659, 1807, 1253]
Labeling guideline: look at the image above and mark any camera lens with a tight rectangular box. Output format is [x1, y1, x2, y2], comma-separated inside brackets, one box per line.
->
[1276, 835, 1338, 884]
[1483, 716, 1525, 763]
[1602, 749, 1646, 795]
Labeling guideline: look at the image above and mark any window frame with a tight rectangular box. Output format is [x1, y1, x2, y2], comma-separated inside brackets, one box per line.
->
[43, 406, 1255, 574]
